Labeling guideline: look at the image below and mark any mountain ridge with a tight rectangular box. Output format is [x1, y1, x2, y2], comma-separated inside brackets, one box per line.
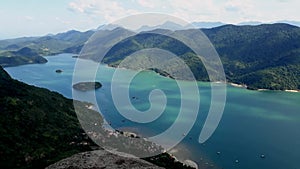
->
[1, 23, 300, 90]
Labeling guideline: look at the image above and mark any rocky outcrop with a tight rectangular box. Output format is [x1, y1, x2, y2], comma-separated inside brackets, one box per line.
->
[46, 150, 163, 169]
[73, 82, 102, 91]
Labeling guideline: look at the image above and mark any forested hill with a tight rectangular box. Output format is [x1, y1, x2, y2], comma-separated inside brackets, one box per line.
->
[95, 23, 300, 90]
[203, 23, 300, 90]
[1, 23, 300, 90]
[0, 66, 97, 169]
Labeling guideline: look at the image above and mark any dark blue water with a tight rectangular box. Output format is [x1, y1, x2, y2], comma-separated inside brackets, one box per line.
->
[5, 53, 300, 169]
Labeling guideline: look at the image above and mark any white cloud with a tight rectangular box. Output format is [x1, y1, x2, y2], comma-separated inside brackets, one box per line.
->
[169, 0, 220, 22]
[168, 0, 258, 23]
[136, 0, 155, 8]
[226, 0, 254, 13]
[68, 0, 139, 23]
[1, 0, 299, 39]
[69, 2, 85, 13]
[68, 0, 300, 25]
[55, 17, 71, 24]
[68, 0, 225, 24]
[24, 16, 34, 21]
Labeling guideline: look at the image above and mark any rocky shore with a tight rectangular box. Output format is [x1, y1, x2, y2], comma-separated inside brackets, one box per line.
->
[46, 150, 163, 169]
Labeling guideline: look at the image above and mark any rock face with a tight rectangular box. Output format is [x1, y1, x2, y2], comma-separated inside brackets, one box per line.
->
[46, 150, 163, 169]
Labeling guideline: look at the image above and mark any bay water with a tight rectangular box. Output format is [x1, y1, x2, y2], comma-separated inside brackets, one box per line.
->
[5, 53, 300, 169]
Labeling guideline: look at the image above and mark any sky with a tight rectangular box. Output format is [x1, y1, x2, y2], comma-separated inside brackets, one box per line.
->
[0, 0, 300, 39]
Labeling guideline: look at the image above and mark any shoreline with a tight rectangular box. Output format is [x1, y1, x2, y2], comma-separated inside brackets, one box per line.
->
[284, 89, 300, 93]
[4, 53, 300, 94]
[257, 88, 300, 93]
[84, 103, 196, 168]
[228, 82, 247, 88]
[109, 63, 300, 94]
[72, 55, 300, 93]
[227, 82, 300, 93]
[101, 59, 300, 94]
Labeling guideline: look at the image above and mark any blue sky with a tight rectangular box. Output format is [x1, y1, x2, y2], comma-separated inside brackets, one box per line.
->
[0, 0, 299, 39]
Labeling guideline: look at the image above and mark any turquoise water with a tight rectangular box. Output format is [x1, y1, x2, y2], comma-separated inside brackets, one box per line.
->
[5, 53, 300, 169]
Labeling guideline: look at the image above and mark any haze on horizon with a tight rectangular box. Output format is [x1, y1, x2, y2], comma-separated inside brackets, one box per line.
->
[0, 0, 300, 39]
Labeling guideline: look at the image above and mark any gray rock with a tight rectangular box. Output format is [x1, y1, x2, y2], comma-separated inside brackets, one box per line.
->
[46, 150, 163, 169]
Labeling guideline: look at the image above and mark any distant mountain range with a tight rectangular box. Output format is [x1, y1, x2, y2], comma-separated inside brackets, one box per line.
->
[97, 20, 300, 32]
[0, 23, 300, 90]
[193, 20, 300, 28]
[0, 30, 94, 66]
[191, 20, 300, 28]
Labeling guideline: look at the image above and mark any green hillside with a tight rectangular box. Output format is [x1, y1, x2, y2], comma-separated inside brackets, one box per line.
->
[1, 23, 300, 90]
[0, 66, 96, 169]
[101, 31, 210, 81]
[203, 23, 300, 90]
[0, 47, 47, 67]
[99, 24, 300, 90]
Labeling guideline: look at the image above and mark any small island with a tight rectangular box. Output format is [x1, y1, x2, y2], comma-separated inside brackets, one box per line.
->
[55, 69, 63, 73]
[73, 82, 102, 91]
